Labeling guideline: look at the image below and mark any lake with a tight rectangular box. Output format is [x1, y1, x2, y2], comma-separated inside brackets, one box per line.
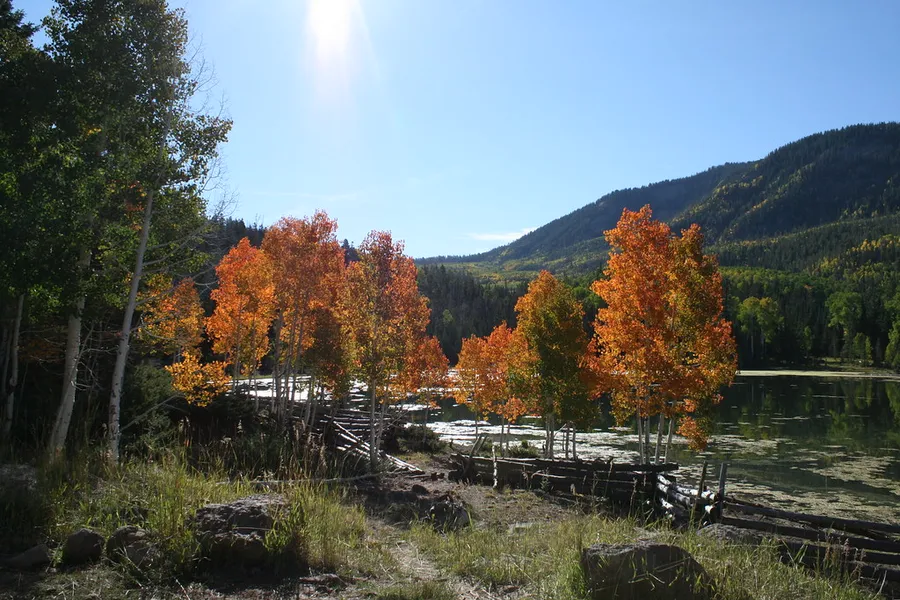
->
[421, 372, 900, 523]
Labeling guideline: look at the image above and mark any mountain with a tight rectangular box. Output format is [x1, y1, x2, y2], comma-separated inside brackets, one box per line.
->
[422, 123, 900, 280]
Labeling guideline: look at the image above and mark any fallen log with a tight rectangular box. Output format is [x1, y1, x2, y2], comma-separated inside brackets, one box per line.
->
[726, 500, 900, 538]
[779, 538, 900, 568]
[720, 516, 900, 555]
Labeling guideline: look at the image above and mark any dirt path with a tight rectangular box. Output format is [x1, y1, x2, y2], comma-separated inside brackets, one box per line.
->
[383, 530, 531, 600]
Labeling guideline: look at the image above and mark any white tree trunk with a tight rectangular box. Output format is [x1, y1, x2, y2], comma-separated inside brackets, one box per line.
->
[545, 412, 556, 458]
[664, 416, 675, 463]
[636, 411, 644, 463]
[368, 380, 378, 470]
[108, 189, 155, 462]
[654, 413, 665, 464]
[50, 296, 86, 454]
[2, 294, 24, 439]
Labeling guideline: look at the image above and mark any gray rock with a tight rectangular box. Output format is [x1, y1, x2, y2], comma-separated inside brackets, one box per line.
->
[699, 523, 763, 546]
[2, 544, 51, 570]
[428, 496, 470, 531]
[581, 541, 714, 599]
[62, 528, 104, 566]
[0, 465, 37, 494]
[191, 495, 288, 567]
[106, 526, 159, 568]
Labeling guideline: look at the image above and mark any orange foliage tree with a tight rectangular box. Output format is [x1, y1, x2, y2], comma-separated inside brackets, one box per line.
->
[343, 231, 431, 468]
[515, 271, 593, 458]
[206, 238, 275, 387]
[165, 353, 230, 407]
[454, 323, 536, 454]
[261, 212, 346, 420]
[589, 206, 736, 460]
[138, 276, 204, 358]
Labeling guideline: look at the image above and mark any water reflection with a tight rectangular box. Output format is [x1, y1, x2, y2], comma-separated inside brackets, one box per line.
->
[424, 375, 900, 522]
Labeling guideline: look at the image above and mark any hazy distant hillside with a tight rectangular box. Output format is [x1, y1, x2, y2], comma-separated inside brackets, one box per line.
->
[423, 123, 900, 279]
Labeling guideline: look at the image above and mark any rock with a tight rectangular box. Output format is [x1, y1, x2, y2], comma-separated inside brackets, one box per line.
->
[62, 528, 104, 566]
[581, 541, 714, 599]
[2, 544, 51, 570]
[106, 526, 158, 568]
[699, 523, 763, 546]
[0, 464, 38, 494]
[191, 495, 288, 567]
[411, 484, 429, 495]
[428, 495, 471, 531]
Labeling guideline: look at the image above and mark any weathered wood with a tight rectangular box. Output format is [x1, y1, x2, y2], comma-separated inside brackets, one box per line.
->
[726, 500, 900, 537]
[779, 538, 900, 568]
[787, 551, 900, 583]
[691, 460, 709, 526]
[657, 474, 716, 502]
[720, 516, 900, 555]
[716, 463, 728, 517]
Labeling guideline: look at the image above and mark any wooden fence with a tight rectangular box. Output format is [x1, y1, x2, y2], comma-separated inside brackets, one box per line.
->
[449, 449, 900, 585]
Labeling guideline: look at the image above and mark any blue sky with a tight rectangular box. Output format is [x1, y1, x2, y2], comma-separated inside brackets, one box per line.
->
[18, 1, 900, 258]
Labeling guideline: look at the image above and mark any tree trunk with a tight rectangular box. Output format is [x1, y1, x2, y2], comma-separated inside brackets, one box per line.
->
[545, 412, 556, 458]
[664, 415, 675, 463]
[636, 411, 644, 463]
[654, 413, 665, 464]
[572, 423, 577, 461]
[2, 294, 24, 439]
[368, 379, 378, 471]
[108, 190, 155, 462]
[50, 245, 91, 456]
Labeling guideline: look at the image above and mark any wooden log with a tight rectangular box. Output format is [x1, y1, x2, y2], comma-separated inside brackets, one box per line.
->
[658, 474, 717, 502]
[779, 538, 900, 568]
[659, 497, 689, 520]
[787, 551, 900, 583]
[725, 500, 900, 537]
[691, 461, 709, 526]
[720, 516, 900, 555]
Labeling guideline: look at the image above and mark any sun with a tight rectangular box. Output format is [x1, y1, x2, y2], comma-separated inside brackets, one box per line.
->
[307, 0, 354, 64]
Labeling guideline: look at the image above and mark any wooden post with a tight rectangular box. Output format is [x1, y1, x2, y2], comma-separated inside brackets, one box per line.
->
[691, 460, 708, 527]
[716, 463, 728, 520]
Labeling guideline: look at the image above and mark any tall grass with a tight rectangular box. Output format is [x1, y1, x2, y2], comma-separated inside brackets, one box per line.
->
[409, 516, 879, 600]
[0, 449, 384, 582]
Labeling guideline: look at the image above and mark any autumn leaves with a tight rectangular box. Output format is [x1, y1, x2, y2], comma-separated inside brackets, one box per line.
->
[143, 205, 735, 464]
[456, 205, 736, 459]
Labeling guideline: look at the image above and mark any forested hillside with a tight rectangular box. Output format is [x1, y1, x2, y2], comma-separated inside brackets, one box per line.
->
[423, 124, 900, 369]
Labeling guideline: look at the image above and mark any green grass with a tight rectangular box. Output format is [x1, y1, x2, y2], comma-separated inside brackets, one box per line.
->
[409, 515, 879, 600]
[375, 580, 457, 600]
[0, 450, 386, 584]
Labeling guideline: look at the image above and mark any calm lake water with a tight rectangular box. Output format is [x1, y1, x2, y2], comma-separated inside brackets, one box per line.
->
[421, 373, 900, 523]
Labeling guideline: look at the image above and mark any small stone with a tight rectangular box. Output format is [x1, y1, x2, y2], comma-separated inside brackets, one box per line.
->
[62, 528, 104, 566]
[428, 496, 471, 531]
[3, 544, 52, 570]
[106, 526, 159, 567]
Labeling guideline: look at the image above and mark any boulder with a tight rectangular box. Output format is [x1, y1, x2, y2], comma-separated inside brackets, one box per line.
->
[699, 523, 763, 546]
[581, 541, 714, 599]
[2, 544, 52, 570]
[428, 495, 470, 531]
[191, 495, 288, 567]
[106, 526, 159, 568]
[62, 528, 104, 566]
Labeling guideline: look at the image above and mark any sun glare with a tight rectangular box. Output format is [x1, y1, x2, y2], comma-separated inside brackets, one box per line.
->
[308, 0, 354, 64]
